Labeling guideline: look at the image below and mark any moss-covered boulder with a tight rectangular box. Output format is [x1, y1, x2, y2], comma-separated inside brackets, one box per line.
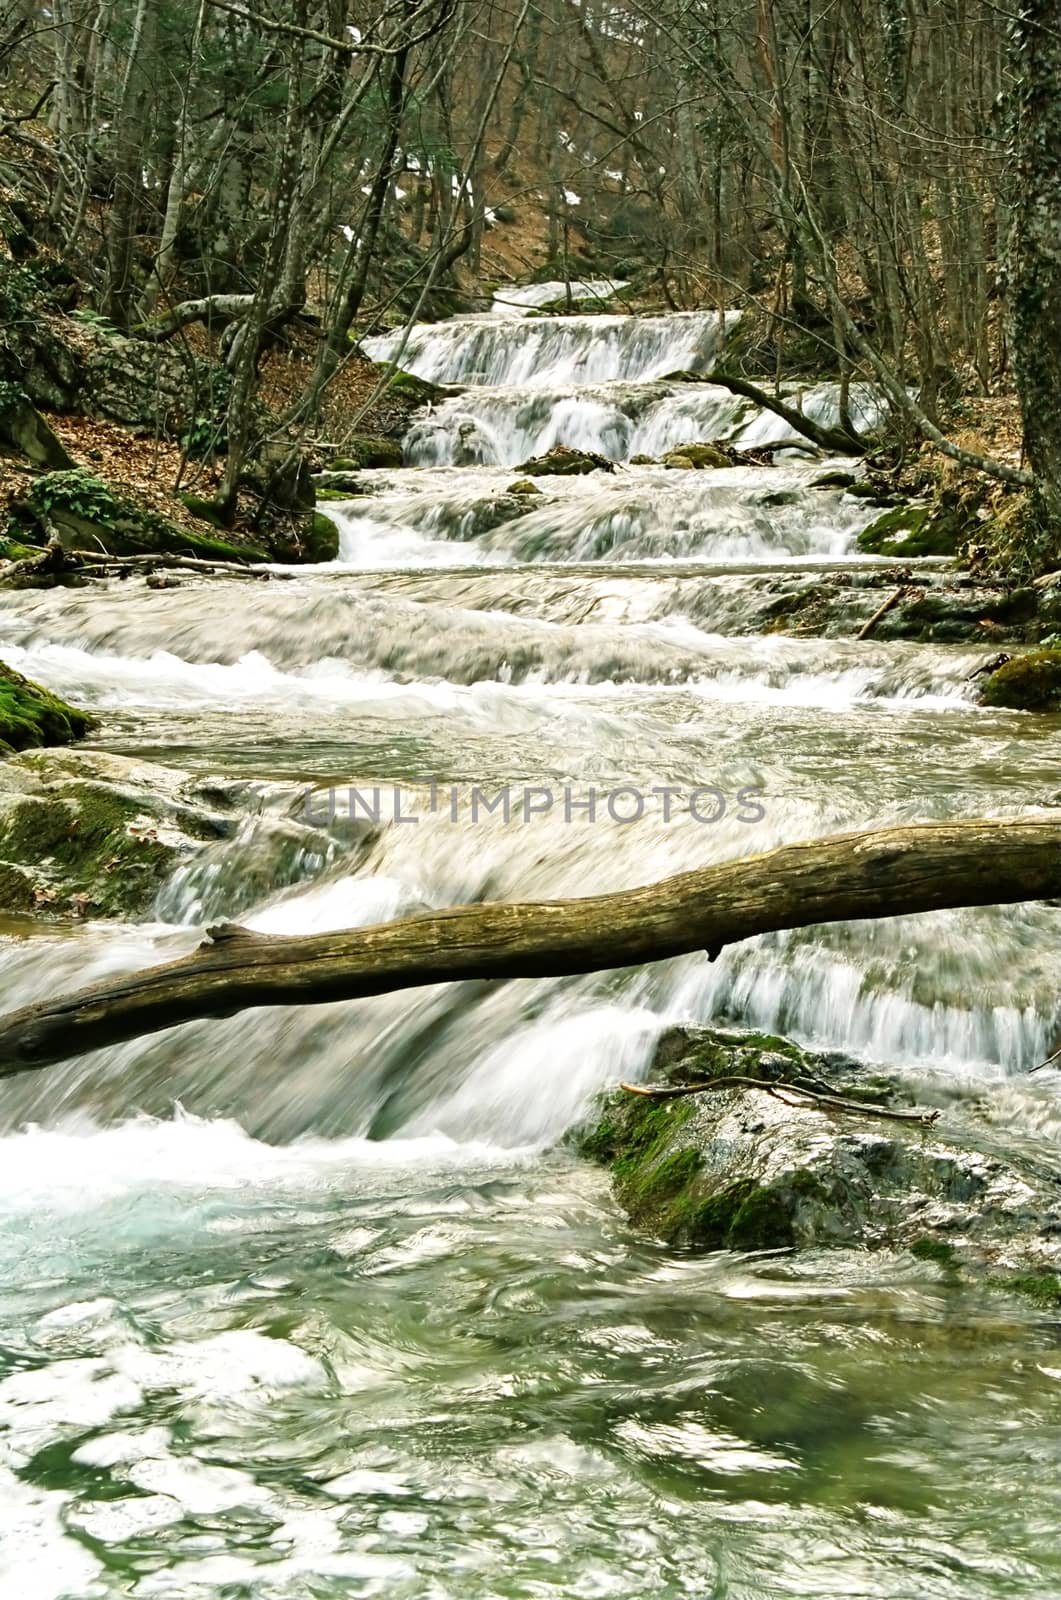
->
[577, 1024, 1061, 1279]
[0, 384, 75, 469]
[857, 489, 981, 558]
[506, 479, 541, 496]
[0, 659, 96, 754]
[978, 648, 1061, 710]
[663, 443, 733, 470]
[373, 367, 444, 407]
[0, 752, 236, 918]
[334, 435, 404, 470]
[516, 444, 614, 477]
[29, 470, 267, 562]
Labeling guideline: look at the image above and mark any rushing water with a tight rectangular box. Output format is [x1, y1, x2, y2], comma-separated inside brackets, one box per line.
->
[1, 303, 1061, 1598]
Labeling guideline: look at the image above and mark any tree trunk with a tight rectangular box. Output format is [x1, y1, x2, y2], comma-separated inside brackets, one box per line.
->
[0, 816, 1058, 1076]
[1009, 1, 1061, 541]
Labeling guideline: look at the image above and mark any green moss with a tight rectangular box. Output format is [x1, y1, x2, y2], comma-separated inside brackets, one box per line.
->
[991, 1272, 1061, 1309]
[516, 446, 604, 477]
[315, 488, 357, 502]
[307, 512, 339, 562]
[979, 649, 1061, 710]
[375, 367, 443, 406]
[0, 538, 45, 563]
[910, 1236, 959, 1268]
[857, 505, 934, 556]
[686, 1171, 828, 1251]
[31, 471, 268, 563]
[0, 780, 196, 917]
[0, 661, 95, 754]
[663, 443, 732, 470]
[179, 493, 226, 528]
[623, 1146, 703, 1216]
[341, 435, 404, 470]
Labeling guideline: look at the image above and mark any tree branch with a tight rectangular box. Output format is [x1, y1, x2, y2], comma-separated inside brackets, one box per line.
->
[707, 371, 867, 455]
[0, 816, 1058, 1076]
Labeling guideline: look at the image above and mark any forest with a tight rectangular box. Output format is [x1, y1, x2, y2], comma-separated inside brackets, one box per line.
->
[1, 4, 1061, 1598]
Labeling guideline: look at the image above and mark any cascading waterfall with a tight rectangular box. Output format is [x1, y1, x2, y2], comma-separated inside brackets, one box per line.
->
[363, 308, 739, 387]
[1, 292, 1060, 1600]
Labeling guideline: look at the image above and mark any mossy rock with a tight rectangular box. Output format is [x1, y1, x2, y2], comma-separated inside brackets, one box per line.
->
[990, 1271, 1061, 1310]
[663, 443, 733, 470]
[857, 497, 972, 558]
[0, 386, 75, 469]
[31, 471, 268, 562]
[0, 536, 46, 563]
[629, 453, 657, 465]
[307, 511, 339, 562]
[374, 367, 444, 406]
[0, 659, 96, 754]
[341, 435, 404, 470]
[578, 1080, 833, 1251]
[979, 648, 1061, 710]
[516, 444, 611, 477]
[0, 769, 229, 918]
[506, 479, 541, 496]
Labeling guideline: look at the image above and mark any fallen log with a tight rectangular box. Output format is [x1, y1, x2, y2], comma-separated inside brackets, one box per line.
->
[0, 815, 1058, 1077]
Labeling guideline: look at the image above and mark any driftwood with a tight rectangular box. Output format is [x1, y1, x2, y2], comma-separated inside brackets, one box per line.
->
[0, 817, 1058, 1077]
[856, 585, 910, 639]
[69, 550, 288, 581]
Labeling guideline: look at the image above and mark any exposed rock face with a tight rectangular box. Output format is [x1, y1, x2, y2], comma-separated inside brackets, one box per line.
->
[0, 750, 350, 920]
[0, 389, 75, 470]
[747, 567, 1057, 643]
[81, 331, 207, 435]
[577, 1025, 1061, 1302]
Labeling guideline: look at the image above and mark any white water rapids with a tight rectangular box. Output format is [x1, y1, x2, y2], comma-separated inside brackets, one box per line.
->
[1, 299, 1060, 1599]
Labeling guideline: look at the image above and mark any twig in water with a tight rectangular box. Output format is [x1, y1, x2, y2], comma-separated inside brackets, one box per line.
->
[1028, 1043, 1061, 1075]
[620, 1074, 940, 1125]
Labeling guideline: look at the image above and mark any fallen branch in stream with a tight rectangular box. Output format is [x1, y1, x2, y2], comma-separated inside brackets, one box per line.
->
[705, 372, 866, 455]
[0, 817, 1059, 1077]
[620, 1075, 940, 1125]
[69, 551, 289, 581]
[856, 585, 910, 640]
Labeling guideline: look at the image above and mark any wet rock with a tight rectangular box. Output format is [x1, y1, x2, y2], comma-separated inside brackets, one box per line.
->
[978, 648, 1061, 710]
[749, 569, 1050, 644]
[629, 453, 658, 466]
[577, 1024, 1061, 1284]
[0, 659, 95, 754]
[0, 750, 236, 918]
[315, 471, 364, 494]
[516, 444, 616, 476]
[506, 479, 541, 495]
[264, 511, 339, 564]
[662, 443, 733, 470]
[0, 750, 356, 920]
